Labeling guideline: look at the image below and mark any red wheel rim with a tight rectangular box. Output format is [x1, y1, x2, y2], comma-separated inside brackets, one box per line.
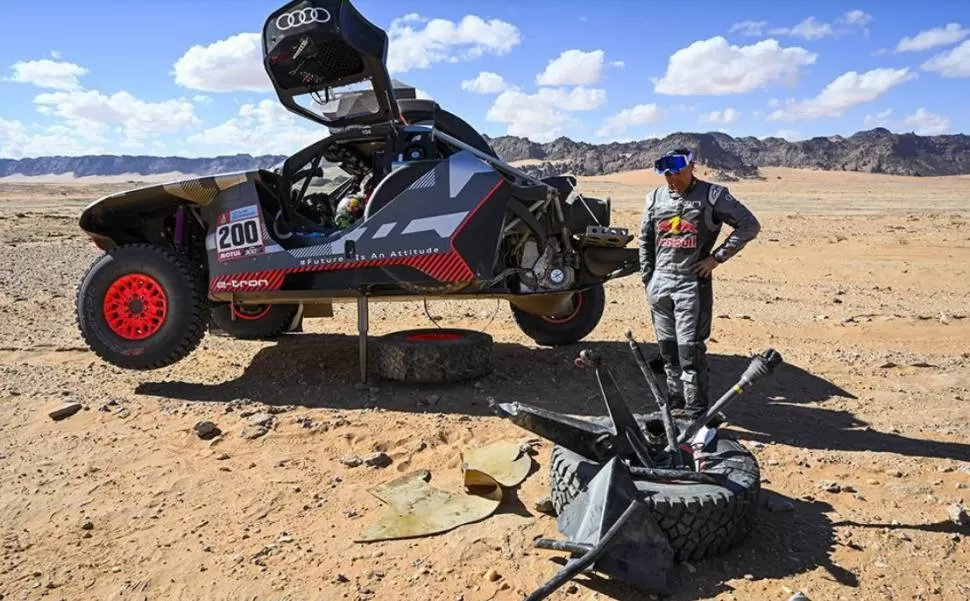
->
[231, 304, 272, 321]
[405, 332, 465, 342]
[102, 273, 168, 340]
[541, 294, 584, 324]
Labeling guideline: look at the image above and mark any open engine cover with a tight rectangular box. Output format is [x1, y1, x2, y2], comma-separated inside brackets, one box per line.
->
[262, 0, 399, 128]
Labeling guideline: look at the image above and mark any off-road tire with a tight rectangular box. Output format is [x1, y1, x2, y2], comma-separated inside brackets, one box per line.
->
[76, 243, 208, 370]
[511, 284, 606, 346]
[548, 412, 760, 562]
[210, 303, 300, 339]
[372, 328, 493, 383]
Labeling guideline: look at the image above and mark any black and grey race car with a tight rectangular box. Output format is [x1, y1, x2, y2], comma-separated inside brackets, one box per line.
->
[74, 0, 639, 370]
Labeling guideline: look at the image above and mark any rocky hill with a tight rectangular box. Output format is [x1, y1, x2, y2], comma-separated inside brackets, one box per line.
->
[2, 128, 968, 180]
[485, 128, 970, 179]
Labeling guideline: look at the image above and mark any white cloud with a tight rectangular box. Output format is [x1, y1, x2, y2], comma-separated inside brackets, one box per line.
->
[861, 107, 952, 135]
[486, 86, 607, 142]
[50, 50, 62, 60]
[895, 23, 969, 53]
[729, 20, 767, 36]
[768, 68, 917, 121]
[5, 58, 88, 90]
[172, 32, 270, 93]
[899, 108, 951, 135]
[653, 37, 817, 95]
[769, 129, 802, 141]
[33, 90, 201, 139]
[609, 60, 625, 68]
[386, 13, 521, 73]
[770, 17, 836, 40]
[595, 104, 664, 138]
[921, 40, 970, 77]
[699, 108, 741, 124]
[186, 99, 322, 156]
[0, 117, 109, 159]
[461, 71, 508, 94]
[536, 49, 605, 86]
[863, 108, 893, 128]
[839, 10, 873, 27]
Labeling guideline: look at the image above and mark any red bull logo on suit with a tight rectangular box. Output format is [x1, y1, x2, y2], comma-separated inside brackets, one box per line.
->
[657, 216, 698, 248]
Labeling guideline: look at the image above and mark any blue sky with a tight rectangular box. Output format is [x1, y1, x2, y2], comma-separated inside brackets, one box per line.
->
[1, 0, 969, 158]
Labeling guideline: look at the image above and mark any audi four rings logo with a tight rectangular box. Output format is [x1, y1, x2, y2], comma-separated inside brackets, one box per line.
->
[276, 7, 331, 30]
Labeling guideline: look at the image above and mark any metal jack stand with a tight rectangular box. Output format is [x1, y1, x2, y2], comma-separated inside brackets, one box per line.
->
[357, 295, 368, 384]
[490, 337, 783, 600]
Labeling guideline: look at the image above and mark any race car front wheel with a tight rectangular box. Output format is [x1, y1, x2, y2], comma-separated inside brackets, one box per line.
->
[75, 243, 208, 370]
[510, 283, 606, 346]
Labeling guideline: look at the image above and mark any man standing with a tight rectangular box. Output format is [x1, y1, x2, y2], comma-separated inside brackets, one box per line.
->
[639, 147, 761, 419]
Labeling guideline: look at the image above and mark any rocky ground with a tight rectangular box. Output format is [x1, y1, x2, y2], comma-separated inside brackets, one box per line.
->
[0, 168, 968, 601]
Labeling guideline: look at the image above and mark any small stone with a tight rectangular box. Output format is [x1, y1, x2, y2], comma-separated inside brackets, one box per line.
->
[818, 480, 841, 493]
[340, 455, 363, 468]
[534, 497, 554, 514]
[765, 496, 795, 512]
[788, 594, 811, 601]
[49, 402, 83, 421]
[247, 412, 274, 427]
[81, 520, 94, 530]
[240, 425, 268, 440]
[947, 503, 968, 525]
[886, 470, 903, 478]
[194, 421, 221, 440]
[215, 453, 230, 461]
[363, 452, 392, 468]
[485, 568, 500, 582]
[743, 573, 755, 581]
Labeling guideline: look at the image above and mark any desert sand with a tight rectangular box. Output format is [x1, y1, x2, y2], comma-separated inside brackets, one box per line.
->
[0, 167, 968, 601]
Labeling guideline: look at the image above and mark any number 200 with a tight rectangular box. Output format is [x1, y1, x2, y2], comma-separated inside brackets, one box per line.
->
[218, 220, 259, 249]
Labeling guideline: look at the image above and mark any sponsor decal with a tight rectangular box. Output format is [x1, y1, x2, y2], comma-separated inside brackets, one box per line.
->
[299, 247, 441, 266]
[216, 204, 265, 262]
[215, 279, 271, 291]
[657, 216, 698, 248]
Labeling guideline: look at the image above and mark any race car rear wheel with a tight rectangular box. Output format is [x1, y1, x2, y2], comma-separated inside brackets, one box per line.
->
[209, 302, 300, 339]
[76, 243, 208, 370]
[511, 283, 605, 346]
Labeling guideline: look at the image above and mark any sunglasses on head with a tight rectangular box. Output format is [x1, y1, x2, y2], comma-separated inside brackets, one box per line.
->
[654, 152, 692, 174]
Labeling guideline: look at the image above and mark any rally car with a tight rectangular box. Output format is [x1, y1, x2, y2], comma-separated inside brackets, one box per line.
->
[73, 0, 640, 370]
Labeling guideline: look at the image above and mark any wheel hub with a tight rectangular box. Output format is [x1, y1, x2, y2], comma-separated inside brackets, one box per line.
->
[103, 273, 168, 340]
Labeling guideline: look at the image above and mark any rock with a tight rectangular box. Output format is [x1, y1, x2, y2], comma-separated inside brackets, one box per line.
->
[947, 503, 968, 525]
[364, 452, 392, 468]
[764, 496, 795, 512]
[788, 594, 811, 601]
[49, 402, 83, 421]
[81, 520, 94, 530]
[534, 497, 555, 514]
[194, 421, 221, 440]
[240, 426, 268, 440]
[215, 453, 230, 461]
[340, 455, 363, 468]
[247, 413, 274, 427]
[485, 568, 500, 582]
[818, 480, 842, 493]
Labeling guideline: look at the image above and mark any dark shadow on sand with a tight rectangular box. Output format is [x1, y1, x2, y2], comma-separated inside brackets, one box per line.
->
[137, 331, 970, 463]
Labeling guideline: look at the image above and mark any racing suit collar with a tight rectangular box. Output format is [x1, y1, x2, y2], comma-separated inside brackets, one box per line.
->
[667, 176, 698, 197]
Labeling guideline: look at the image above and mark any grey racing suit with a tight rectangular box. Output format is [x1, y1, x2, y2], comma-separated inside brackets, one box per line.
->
[638, 178, 760, 415]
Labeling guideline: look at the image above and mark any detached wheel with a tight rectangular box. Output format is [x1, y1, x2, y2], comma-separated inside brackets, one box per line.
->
[549, 412, 761, 562]
[210, 303, 300, 339]
[372, 328, 493, 383]
[511, 284, 605, 346]
[75, 243, 207, 370]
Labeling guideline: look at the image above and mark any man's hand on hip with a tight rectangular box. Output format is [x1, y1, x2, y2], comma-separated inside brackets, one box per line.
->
[692, 256, 719, 278]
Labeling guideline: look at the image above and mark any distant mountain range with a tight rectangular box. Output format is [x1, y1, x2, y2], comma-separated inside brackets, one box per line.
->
[2, 128, 968, 180]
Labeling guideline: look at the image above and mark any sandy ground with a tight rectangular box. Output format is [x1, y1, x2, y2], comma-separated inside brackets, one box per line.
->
[0, 167, 969, 601]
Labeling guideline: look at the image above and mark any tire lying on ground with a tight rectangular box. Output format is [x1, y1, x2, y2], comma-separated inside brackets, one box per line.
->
[209, 303, 300, 339]
[548, 412, 760, 562]
[371, 328, 493, 383]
